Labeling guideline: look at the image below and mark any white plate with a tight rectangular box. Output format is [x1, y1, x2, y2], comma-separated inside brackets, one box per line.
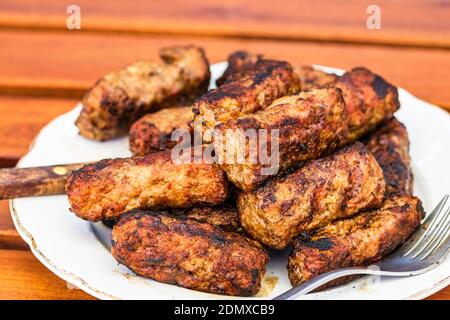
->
[10, 63, 450, 300]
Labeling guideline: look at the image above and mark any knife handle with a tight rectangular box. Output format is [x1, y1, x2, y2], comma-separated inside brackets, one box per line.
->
[0, 163, 87, 200]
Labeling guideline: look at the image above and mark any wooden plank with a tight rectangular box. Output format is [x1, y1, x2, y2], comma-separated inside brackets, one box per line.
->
[0, 249, 95, 299]
[0, 30, 449, 110]
[427, 286, 450, 300]
[0, 0, 449, 48]
[0, 200, 28, 250]
[0, 96, 77, 165]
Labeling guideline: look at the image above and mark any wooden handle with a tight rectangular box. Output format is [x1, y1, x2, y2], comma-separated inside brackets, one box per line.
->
[0, 163, 87, 200]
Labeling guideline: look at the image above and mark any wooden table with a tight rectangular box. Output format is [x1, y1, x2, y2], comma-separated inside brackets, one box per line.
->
[0, 0, 449, 300]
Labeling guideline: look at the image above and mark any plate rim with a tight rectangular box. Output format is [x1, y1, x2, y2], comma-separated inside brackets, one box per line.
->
[9, 63, 450, 300]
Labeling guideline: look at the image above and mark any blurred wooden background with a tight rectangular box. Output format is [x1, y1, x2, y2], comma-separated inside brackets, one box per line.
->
[0, 0, 449, 299]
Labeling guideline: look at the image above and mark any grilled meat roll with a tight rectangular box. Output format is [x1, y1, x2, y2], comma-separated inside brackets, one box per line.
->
[216, 51, 263, 86]
[213, 67, 399, 191]
[112, 210, 269, 296]
[129, 106, 193, 156]
[76, 46, 210, 141]
[193, 59, 301, 132]
[295, 65, 338, 90]
[237, 143, 385, 249]
[66, 149, 229, 222]
[336, 67, 400, 141]
[288, 196, 424, 287]
[214, 87, 349, 191]
[365, 117, 413, 196]
[217, 51, 337, 91]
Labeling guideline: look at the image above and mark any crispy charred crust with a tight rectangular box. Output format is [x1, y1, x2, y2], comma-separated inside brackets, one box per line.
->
[216, 51, 264, 86]
[336, 67, 400, 141]
[194, 58, 301, 131]
[237, 143, 386, 249]
[76, 46, 210, 141]
[214, 87, 350, 191]
[171, 204, 242, 233]
[295, 65, 338, 90]
[111, 211, 269, 296]
[288, 196, 424, 287]
[365, 117, 413, 196]
[66, 149, 229, 222]
[129, 106, 194, 156]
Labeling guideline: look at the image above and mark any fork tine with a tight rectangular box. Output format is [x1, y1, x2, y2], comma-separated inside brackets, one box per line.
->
[423, 195, 448, 225]
[413, 205, 450, 260]
[403, 195, 449, 256]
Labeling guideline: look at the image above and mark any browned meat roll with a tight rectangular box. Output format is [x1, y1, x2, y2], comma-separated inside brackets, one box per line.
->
[213, 67, 399, 191]
[193, 59, 301, 132]
[111, 210, 269, 296]
[129, 106, 193, 156]
[295, 65, 338, 90]
[365, 117, 413, 196]
[336, 67, 400, 141]
[217, 51, 337, 91]
[76, 46, 210, 141]
[288, 196, 424, 287]
[216, 51, 263, 86]
[237, 143, 385, 249]
[66, 149, 229, 222]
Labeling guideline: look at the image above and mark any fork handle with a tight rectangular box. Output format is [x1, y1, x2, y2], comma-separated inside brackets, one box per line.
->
[273, 267, 372, 300]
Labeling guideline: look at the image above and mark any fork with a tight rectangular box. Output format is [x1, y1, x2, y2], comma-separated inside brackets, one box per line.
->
[274, 194, 450, 300]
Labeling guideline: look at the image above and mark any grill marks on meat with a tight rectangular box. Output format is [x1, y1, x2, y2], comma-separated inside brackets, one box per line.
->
[365, 117, 413, 197]
[288, 196, 424, 287]
[237, 143, 385, 249]
[111, 211, 269, 296]
[193, 59, 301, 132]
[171, 205, 242, 233]
[76, 46, 210, 141]
[66, 150, 229, 222]
[129, 106, 194, 156]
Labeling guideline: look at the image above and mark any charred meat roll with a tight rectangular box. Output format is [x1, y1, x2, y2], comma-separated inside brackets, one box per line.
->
[336, 67, 400, 141]
[129, 106, 193, 156]
[193, 59, 301, 132]
[217, 51, 337, 91]
[76, 46, 210, 141]
[66, 149, 229, 222]
[288, 196, 424, 287]
[214, 87, 349, 191]
[112, 210, 269, 296]
[216, 51, 263, 86]
[213, 67, 399, 191]
[237, 143, 385, 249]
[295, 65, 338, 91]
[364, 117, 413, 197]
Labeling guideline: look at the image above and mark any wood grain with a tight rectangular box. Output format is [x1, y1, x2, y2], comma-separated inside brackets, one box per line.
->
[0, 200, 27, 250]
[0, 0, 449, 48]
[1, 30, 450, 110]
[0, 96, 76, 165]
[0, 249, 96, 299]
